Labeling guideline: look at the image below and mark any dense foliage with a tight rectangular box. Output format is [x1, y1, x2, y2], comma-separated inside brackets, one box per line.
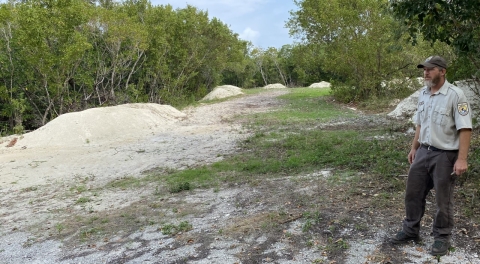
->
[0, 0, 252, 134]
[286, 0, 451, 102]
[2, 0, 478, 135]
[391, 0, 480, 90]
[0, 0, 341, 135]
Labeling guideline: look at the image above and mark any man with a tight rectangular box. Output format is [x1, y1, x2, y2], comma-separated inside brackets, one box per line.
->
[390, 56, 472, 256]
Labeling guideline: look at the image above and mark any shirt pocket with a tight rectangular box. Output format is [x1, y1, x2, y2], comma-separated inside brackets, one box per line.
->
[417, 104, 425, 122]
[432, 106, 449, 125]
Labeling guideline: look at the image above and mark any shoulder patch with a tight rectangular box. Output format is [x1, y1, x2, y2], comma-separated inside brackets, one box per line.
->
[457, 102, 469, 116]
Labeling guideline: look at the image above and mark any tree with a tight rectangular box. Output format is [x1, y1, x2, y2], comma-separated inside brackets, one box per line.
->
[287, 0, 427, 102]
[0, 0, 94, 127]
[0, 0, 258, 133]
[391, 0, 480, 81]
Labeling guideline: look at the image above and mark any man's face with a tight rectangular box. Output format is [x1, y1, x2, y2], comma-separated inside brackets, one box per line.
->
[423, 67, 444, 87]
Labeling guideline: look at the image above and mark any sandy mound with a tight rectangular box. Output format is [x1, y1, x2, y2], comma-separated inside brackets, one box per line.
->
[388, 79, 480, 121]
[387, 90, 421, 119]
[201, 85, 243, 101]
[264, 83, 286, 89]
[309, 81, 331, 88]
[6, 103, 186, 148]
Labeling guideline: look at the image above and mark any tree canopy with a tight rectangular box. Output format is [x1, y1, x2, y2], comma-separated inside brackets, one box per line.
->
[0, 0, 251, 133]
[3, 0, 478, 135]
[391, 0, 480, 80]
[287, 0, 433, 102]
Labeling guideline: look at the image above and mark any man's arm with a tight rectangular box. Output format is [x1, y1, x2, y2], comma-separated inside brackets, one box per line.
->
[408, 125, 421, 164]
[454, 128, 472, 176]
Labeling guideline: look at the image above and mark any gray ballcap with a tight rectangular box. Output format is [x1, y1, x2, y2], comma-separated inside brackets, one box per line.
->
[417, 56, 447, 69]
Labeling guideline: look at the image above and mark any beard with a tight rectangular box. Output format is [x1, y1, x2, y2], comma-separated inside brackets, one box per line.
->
[424, 79, 433, 87]
[424, 74, 442, 87]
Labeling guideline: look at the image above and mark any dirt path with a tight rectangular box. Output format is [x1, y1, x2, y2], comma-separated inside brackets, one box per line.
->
[0, 89, 479, 263]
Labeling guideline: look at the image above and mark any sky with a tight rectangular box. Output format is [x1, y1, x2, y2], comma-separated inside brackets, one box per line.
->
[150, 0, 299, 49]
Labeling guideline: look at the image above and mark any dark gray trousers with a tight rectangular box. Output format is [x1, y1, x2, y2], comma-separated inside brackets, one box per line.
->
[402, 146, 458, 241]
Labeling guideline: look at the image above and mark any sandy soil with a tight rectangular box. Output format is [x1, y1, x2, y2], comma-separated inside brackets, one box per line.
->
[0, 89, 479, 264]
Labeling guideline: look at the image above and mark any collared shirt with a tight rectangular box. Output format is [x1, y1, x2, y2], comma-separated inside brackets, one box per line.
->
[415, 80, 472, 150]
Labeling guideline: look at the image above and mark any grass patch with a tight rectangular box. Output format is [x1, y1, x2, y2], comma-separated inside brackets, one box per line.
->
[250, 88, 354, 124]
[302, 211, 323, 232]
[145, 87, 412, 192]
[75, 197, 92, 204]
[159, 221, 193, 236]
[106, 176, 143, 189]
[226, 129, 410, 178]
[70, 185, 87, 194]
[45, 87, 480, 249]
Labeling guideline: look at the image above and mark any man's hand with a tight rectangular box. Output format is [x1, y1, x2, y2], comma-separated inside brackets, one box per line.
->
[453, 158, 468, 176]
[408, 149, 417, 164]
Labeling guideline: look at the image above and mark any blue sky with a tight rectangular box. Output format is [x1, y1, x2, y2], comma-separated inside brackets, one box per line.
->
[150, 0, 299, 49]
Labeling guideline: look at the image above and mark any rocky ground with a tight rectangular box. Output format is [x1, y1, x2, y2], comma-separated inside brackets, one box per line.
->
[0, 89, 479, 264]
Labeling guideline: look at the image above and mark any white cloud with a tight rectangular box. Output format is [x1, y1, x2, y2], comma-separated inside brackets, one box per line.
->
[239, 27, 260, 43]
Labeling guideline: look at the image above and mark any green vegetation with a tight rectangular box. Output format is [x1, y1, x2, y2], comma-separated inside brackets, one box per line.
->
[75, 197, 92, 204]
[0, 0, 461, 136]
[302, 211, 323, 232]
[287, 0, 448, 103]
[99, 88, 411, 193]
[160, 221, 193, 236]
[8, 0, 478, 252]
[46, 87, 479, 255]
[391, 0, 480, 83]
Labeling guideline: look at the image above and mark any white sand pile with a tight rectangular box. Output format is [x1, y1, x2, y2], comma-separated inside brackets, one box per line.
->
[309, 81, 331, 88]
[7, 103, 186, 148]
[387, 90, 421, 119]
[201, 85, 243, 101]
[388, 79, 480, 121]
[264, 83, 286, 89]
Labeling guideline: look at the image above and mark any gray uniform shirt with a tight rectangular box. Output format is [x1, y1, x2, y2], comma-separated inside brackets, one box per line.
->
[415, 80, 472, 150]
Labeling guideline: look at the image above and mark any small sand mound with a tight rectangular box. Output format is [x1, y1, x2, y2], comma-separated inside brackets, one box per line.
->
[201, 85, 243, 101]
[264, 83, 286, 89]
[309, 81, 331, 88]
[11, 103, 186, 148]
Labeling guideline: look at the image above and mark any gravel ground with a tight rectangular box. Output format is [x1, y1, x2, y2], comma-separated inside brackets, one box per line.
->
[0, 89, 479, 264]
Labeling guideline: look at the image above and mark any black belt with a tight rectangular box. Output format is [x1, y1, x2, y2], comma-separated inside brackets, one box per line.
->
[421, 144, 458, 152]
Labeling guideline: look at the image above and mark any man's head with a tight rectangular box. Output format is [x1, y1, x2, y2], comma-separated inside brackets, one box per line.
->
[417, 56, 447, 88]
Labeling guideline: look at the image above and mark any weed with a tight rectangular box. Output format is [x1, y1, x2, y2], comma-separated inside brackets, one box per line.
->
[76, 197, 92, 204]
[302, 211, 322, 232]
[55, 223, 65, 234]
[168, 181, 191, 193]
[160, 223, 175, 235]
[159, 221, 193, 236]
[80, 227, 99, 240]
[323, 237, 349, 255]
[70, 185, 87, 194]
[328, 225, 336, 233]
